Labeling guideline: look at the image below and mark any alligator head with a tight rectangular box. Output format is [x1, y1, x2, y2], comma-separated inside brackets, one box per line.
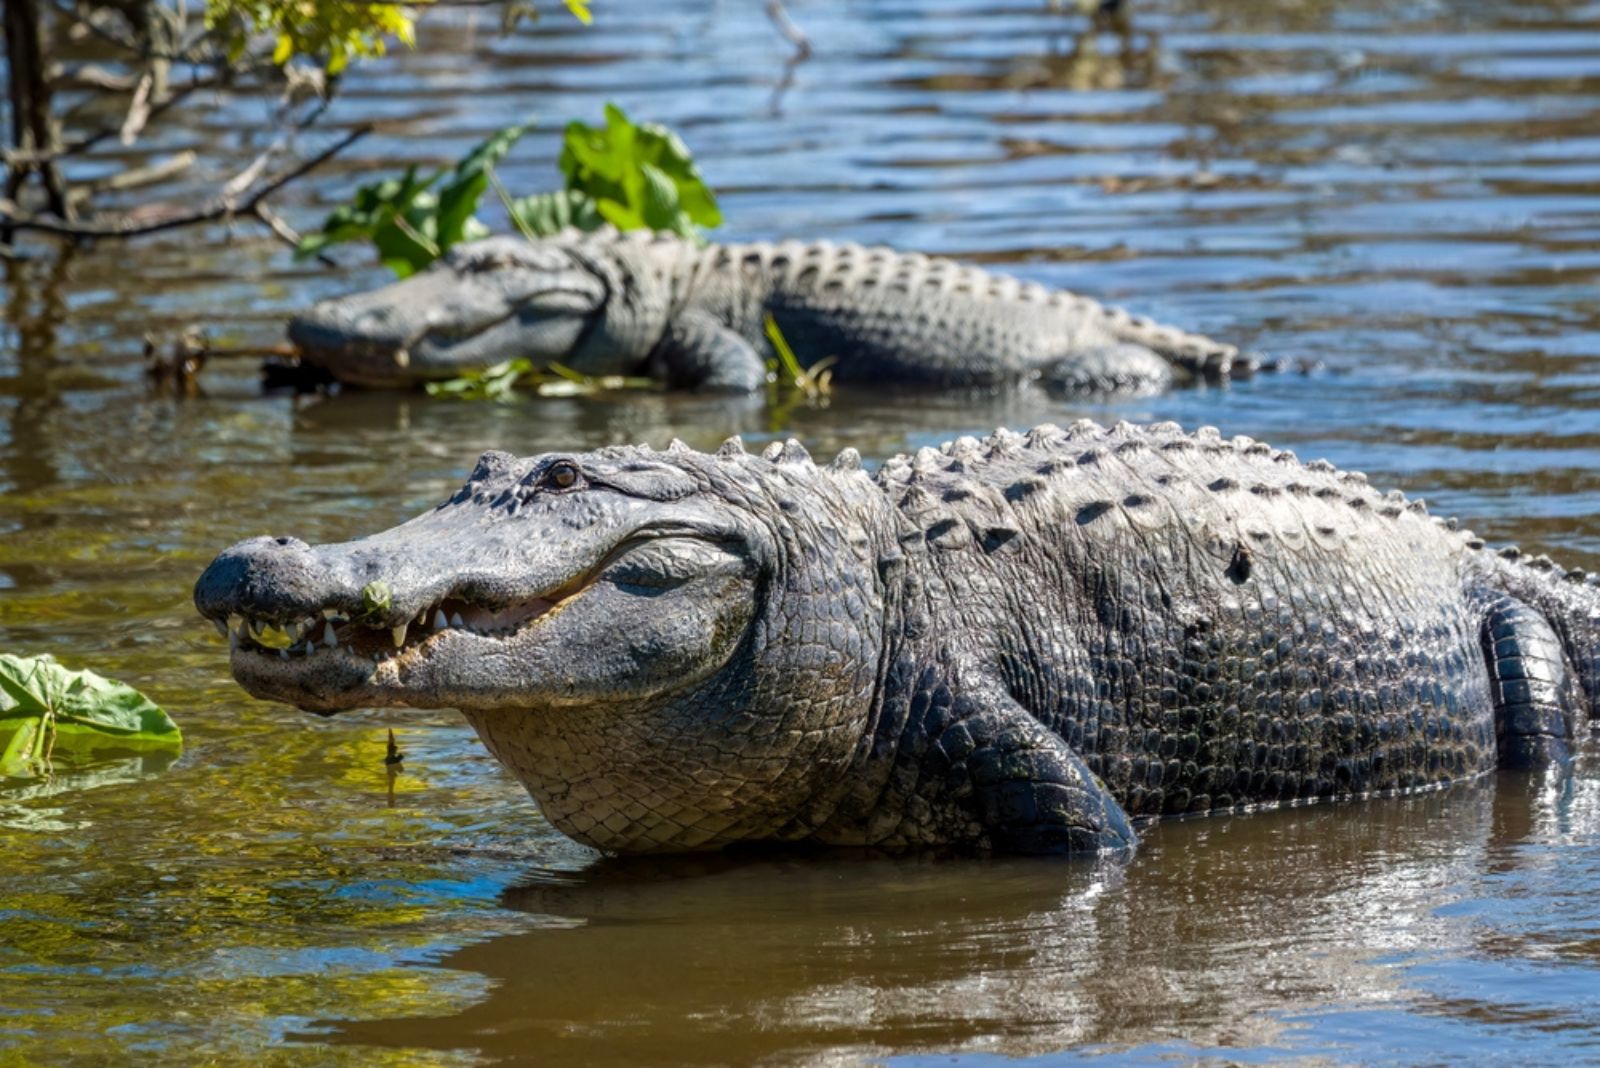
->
[288, 236, 625, 387]
[194, 440, 888, 852]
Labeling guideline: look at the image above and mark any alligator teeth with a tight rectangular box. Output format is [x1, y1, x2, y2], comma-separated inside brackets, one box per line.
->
[256, 622, 295, 649]
[229, 630, 239, 651]
[229, 613, 244, 634]
[450, 612, 464, 629]
[324, 622, 338, 648]
[287, 621, 306, 644]
[212, 619, 228, 639]
[279, 648, 289, 660]
[301, 640, 316, 656]
[435, 610, 448, 630]
[391, 623, 408, 648]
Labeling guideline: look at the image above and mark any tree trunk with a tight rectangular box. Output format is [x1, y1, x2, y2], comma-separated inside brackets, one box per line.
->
[3, 0, 73, 240]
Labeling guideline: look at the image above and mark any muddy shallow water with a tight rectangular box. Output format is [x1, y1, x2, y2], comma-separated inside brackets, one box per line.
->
[3, 0, 1600, 1063]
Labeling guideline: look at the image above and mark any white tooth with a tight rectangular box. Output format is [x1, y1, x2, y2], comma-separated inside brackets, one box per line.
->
[435, 610, 448, 630]
[228, 614, 243, 634]
[213, 620, 228, 638]
[229, 631, 239, 651]
[301, 640, 316, 656]
[324, 622, 337, 648]
[391, 623, 408, 648]
[451, 612, 464, 628]
[279, 648, 289, 660]
[287, 621, 304, 643]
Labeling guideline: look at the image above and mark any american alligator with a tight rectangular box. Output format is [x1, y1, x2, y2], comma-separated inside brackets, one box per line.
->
[194, 421, 1599, 854]
[287, 231, 1258, 392]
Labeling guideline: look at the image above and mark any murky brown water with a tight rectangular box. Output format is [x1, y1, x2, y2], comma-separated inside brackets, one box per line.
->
[4, 0, 1600, 1063]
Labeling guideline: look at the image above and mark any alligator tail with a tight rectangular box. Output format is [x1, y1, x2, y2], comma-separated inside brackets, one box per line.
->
[1093, 303, 1260, 382]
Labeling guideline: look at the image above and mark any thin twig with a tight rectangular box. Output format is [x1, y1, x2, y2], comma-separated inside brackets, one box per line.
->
[765, 0, 813, 59]
[0, 124, 373, 239]
[253, 201, 337, 266]
[67, 151, 196, 206]
[119, 71, 155, 144]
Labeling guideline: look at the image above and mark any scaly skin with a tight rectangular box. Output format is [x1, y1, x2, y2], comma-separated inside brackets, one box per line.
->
[194, 421, 1599, 854]
[287, 231, 1256, 392]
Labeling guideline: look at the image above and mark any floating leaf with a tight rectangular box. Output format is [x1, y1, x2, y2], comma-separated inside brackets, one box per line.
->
[0, 654, 181, 776]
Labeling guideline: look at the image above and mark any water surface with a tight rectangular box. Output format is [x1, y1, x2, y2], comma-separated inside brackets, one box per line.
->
[3, 0, 1600, 1062]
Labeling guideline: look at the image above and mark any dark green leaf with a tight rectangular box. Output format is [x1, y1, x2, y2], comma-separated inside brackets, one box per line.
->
[435, 122, 535, 249]
[0, 654, 181, 771]
[295, 166, 441, 262]
[636, 162, 683, 232]
[556, 103, 721, 237]
[635, 121, 722, 227]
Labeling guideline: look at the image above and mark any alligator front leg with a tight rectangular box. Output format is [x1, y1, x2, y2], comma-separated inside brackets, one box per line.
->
[649, 310, 768, 392]
[929, 681, 1135, 854]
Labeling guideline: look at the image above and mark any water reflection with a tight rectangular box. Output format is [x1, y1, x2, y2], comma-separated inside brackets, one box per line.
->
[325, 758, 1598, 1065]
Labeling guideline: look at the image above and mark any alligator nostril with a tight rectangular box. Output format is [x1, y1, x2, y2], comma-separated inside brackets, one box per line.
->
[274, 536, 308, 549]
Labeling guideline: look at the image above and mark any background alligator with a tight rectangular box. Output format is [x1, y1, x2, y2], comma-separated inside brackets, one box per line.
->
[287, 230, 1259, 392]
[194, 421, 1599, 854]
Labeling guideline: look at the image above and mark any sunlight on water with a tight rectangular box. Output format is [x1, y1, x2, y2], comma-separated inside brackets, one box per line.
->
[3, 0, 1600, 1062]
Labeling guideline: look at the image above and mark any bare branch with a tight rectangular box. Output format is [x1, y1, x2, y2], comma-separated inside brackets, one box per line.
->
[0, 124, 374, 239]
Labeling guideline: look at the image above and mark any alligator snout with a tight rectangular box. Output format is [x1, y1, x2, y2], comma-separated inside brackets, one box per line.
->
[288, 300, 407, 359]
[194, 534, 357, 624]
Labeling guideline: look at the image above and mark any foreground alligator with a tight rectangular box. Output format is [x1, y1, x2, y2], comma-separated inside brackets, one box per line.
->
[288, 231, 1256, 392]
[195, 422, 1599, 854]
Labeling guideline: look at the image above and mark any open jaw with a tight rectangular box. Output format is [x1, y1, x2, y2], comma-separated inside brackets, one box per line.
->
[214, 585, 588, 674]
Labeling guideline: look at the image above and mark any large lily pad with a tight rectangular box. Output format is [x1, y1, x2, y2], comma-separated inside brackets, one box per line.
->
[0, 654, 182, 774]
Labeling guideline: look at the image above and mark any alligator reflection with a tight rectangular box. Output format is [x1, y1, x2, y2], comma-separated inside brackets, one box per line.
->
[327, 762, 1596, 1064]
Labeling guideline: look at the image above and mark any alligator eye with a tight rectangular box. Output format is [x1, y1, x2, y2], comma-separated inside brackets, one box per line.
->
[544, 462, 580, 490]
